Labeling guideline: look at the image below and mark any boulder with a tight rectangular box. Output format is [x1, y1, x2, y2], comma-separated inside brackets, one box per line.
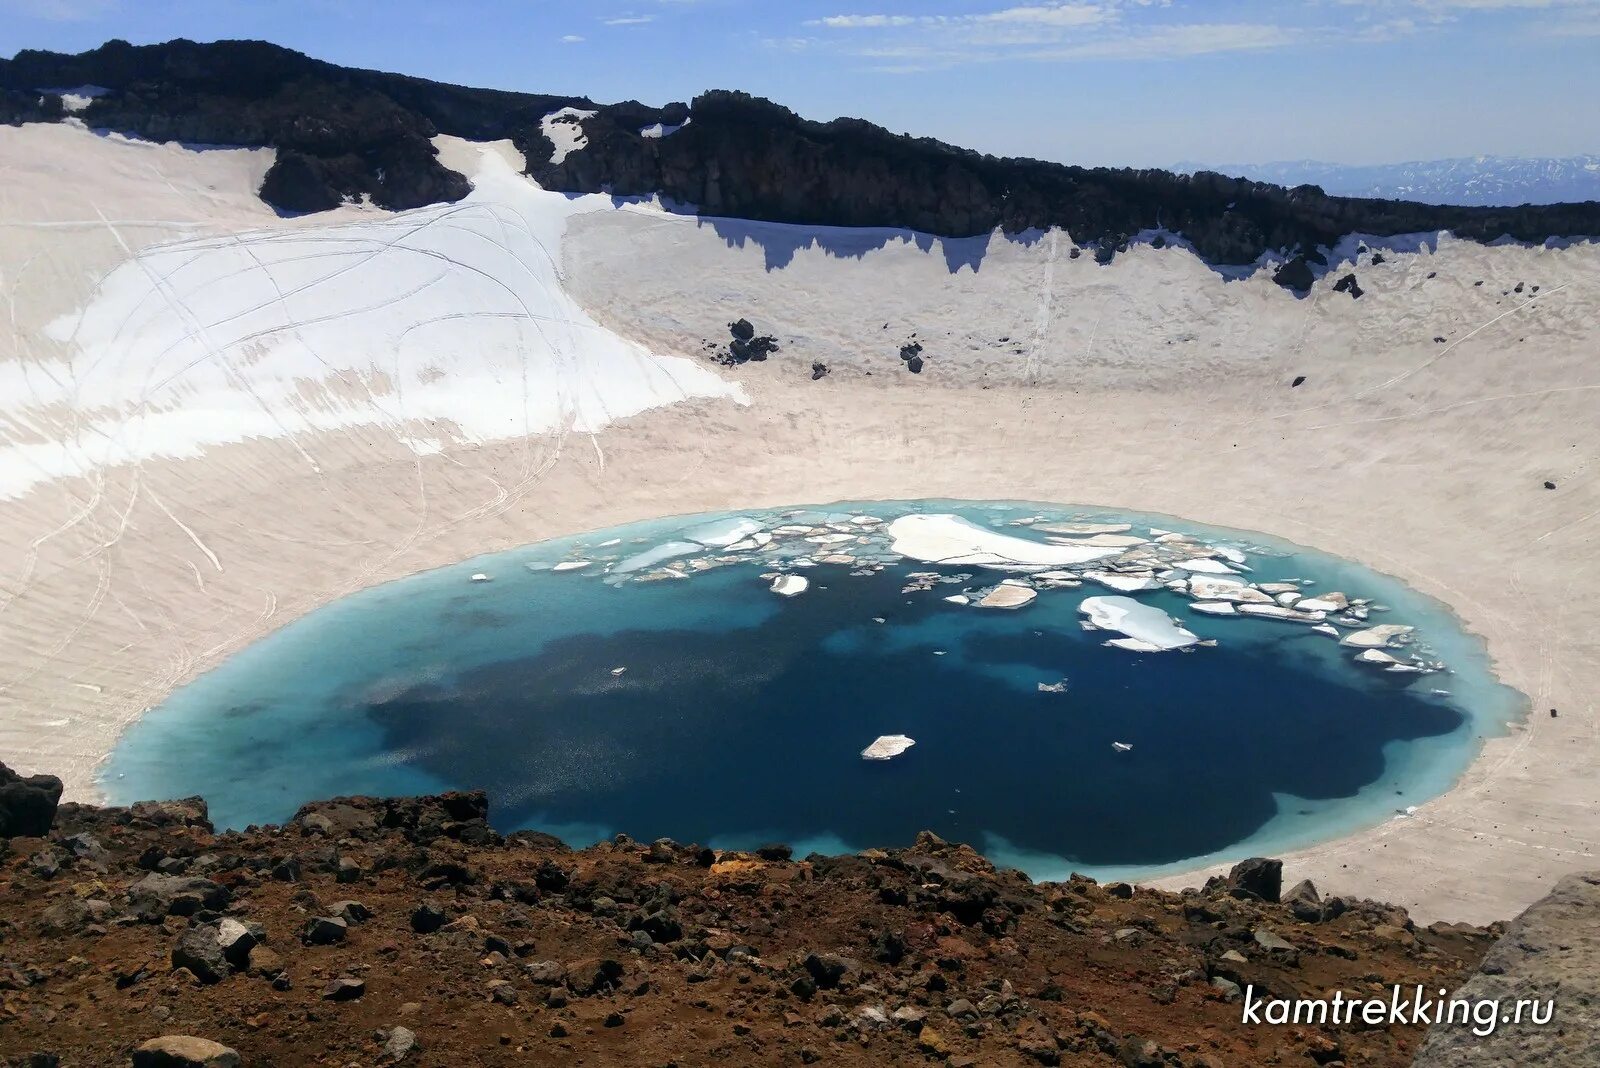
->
[302, 915, 349, 945]
[0, 762, 63, 838]
[380, 1026, 418, 1063]
[1415, 870, 1600, 1067]
[564, 958, 623, 996]
[329, 900, 372, 924]
[322, 976, 366, 1001]
[1226, 857, 1283, 903]
[1283, 879, 1323, 921]
[246, 944, 285, 980]
[171, 923, 230, 984]
[803, 952, 859, 989]
[126, 874, 231, 921]
[214, 918, 259, 970]
[131, 1036, 240, 1068]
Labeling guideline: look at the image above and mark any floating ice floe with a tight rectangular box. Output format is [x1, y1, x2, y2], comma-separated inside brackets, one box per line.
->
[1341, 624, 1415, 649]
[1172, 558, 1238, 575]
[610, 667, 627, 676]
[1082, 571, 1162, 592]
[552, 561, 591, 573]
[1237, 603, 1328, 624]
[887, 514, 1123, 570]
[1080, 596, 1199, 651]
[1105, 638, 1166, 652]
[685, 517, 763, 548]
[613, 541, 703, 574]
[1045, 533, 1149, 548]
[1190, 601, 1237, 616]
[861, 735, 916, 761]
[1038, 679, 1069, 693]
[1112, 742, 1133, 753]
[770, 575, 809, 597]
[470, 573, 491, 583]
[1031, 522, 1133, 535]
[1186, 577, 1275, 603]
[975, 580, 1037, 609]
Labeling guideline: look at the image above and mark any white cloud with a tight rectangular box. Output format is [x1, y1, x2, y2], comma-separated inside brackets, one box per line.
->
[561, 34, 586, 43]
[800, 1, 1307, 69]
[603, 14, 656, 25]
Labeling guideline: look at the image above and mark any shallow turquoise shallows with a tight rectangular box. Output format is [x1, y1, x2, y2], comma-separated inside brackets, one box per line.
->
[103, 500, 1522, 883]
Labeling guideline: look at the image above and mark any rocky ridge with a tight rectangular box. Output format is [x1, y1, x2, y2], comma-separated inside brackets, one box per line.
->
[0, 776, 1521, 1067]
[3, 39, 1598, 288]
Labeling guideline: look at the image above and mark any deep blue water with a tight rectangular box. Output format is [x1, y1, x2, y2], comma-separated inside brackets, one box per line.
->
[102, 500, 1521, 882]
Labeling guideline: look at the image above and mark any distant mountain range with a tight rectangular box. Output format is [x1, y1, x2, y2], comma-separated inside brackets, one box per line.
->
[1177, 156, 1600, 207]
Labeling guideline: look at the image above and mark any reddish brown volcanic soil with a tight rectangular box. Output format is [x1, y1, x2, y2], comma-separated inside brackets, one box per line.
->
[0, 791, 1495, 1067]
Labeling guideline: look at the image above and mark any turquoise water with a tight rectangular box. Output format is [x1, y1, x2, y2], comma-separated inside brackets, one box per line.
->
[102, 500, 1523, 882]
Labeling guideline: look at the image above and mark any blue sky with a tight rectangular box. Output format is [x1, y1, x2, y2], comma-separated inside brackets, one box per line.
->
[3, 0, 1597, 167]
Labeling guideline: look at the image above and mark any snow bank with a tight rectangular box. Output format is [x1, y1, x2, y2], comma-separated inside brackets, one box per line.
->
[11, 140, 744, 500]
[887, 514, 1122, 570]
[1079, 595, 1199, 651]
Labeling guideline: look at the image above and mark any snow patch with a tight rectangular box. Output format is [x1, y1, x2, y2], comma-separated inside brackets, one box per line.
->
[640, 117, 691, 139]
[13, 140, 744, 500]
[542, 107, 598, 165]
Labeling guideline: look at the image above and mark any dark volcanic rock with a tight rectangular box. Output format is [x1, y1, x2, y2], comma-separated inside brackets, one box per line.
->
[1333, 273, 1365, 299]
[172, 923, 230, 984]
[302, 915, 349, 945]
[322, 976, 366, 1001]
[5, 41, 1598, 270]
[1226, 857, 1283, 903]
[0, 761, 63, 838]
[1272, 255, 1316, 293]
[564, 958, 623, 996]
[127, 873, 231, 920]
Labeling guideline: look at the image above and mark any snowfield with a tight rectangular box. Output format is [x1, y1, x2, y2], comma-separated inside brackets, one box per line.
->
[6, 139, 743, 500]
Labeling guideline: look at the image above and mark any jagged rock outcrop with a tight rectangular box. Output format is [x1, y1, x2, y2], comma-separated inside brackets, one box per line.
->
[4, 39, 1598, 283]
[0, 761, 63, 838]
[1414, 871, 1600, 1067]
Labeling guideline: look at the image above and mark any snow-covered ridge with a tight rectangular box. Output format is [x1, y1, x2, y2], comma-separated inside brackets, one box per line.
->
[4, 137, 743, 500]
